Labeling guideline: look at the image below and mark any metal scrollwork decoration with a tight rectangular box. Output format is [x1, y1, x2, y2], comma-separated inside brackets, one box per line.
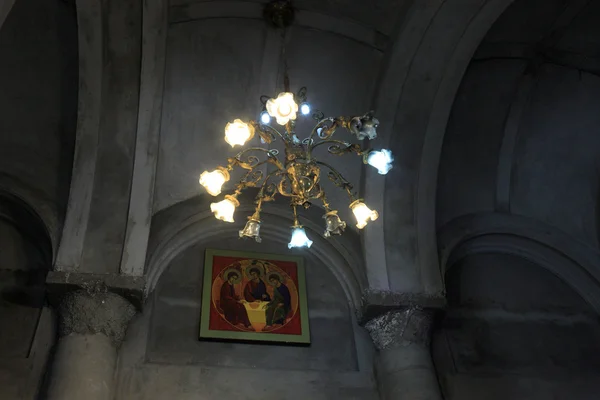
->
[198, 1, 393, 249]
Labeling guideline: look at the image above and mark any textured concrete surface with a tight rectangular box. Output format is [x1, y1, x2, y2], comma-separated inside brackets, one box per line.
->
[57, 290, 135, 346]
[365, 309, 441, 400]
[365, 308, 434, 350]
[375, 344, 442, 400]
[46, 334, 117, 400]
[434, 253, 600, 400]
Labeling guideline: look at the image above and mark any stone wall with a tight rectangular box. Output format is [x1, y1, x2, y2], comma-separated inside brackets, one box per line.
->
[0, 0, 78, 241]
[115, 236, 377, 399]
[433, 253, 600, 400]
[0, 196, 55, 398]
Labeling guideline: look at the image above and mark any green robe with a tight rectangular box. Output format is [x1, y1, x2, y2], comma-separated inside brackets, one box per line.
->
[266, 283, 291, 325]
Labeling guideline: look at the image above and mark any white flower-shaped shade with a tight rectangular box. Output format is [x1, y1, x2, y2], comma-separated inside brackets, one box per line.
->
[266, 92, 298, 125]
[350, 201, 379, 229]
[288, 226, 313, 249]
[210, 196, 239, 222]
[199, 168, 230, 196]
[224, 119, 253, 147]
[367, 149, 394, 175]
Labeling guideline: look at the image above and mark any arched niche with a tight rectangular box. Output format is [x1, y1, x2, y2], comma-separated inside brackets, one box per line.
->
[145, 191, 367, 309]
[148, 236, 362, 371]
[438, 213, 600, 312]
[434, 213, 600, 399]
[0, 192, 55, 399]
[117, 193, 377, 399]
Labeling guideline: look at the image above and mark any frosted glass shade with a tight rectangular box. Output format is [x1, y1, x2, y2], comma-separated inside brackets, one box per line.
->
[210, 196, 239, 223]
[266, 92, 298, 125]
[288, 226, 313, 249]
[224, 119, 253, 147]
[350, 200, 378, 229]
[367, 149, 393, 175]
[199, 168, 230, 196]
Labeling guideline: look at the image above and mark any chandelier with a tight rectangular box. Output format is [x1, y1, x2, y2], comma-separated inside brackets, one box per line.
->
[198, 0, 393, 249]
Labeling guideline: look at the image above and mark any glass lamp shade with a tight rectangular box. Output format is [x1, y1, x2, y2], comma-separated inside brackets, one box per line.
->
[288, 226, 313, 249]
[367, 149, 394, 175]
[349, 200, 379, 229]
[210, 195, 239, 223]
[323, 211, 346, 238]
[239, 218, 262, 243]
[224, 119, 254, 147]
[266, 92, 298, 125]
[199, 167, 230, 196]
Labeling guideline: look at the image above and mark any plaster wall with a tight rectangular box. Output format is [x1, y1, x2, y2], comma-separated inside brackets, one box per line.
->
[437, 0, 600, 250]
[433, 253, 600, 400]
[116, 236, 376, 399]
[0, 0, 78, 239]
[0, 217, 54, 399]
[154, 16, 381, 227]
[438, 60, 600, 247]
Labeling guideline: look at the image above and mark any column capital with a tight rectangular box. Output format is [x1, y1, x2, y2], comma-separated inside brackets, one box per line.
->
[359, 288, 445, 324]
[57, 289, 135, 347]
[364, 307, 436, 351]
[46, 271, 145, 309]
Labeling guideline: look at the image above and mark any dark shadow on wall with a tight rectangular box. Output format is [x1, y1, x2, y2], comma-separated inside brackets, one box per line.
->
[433, 252, 600, 400]
[0, 0, 79, 234]
[0, 191, 55, 400]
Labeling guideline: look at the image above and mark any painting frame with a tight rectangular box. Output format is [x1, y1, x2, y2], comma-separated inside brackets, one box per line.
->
[199, 248, 311, 345]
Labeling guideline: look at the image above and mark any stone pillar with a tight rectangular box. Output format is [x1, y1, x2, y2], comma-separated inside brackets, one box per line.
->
[45, 290, 135, 400]
[365, 307, 441, 400]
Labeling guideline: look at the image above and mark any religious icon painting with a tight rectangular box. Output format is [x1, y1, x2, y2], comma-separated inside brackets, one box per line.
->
[199, 248, 311, 344]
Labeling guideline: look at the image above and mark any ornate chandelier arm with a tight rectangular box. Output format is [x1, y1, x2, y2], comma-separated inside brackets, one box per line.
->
[252, 121, 292, 145]
[309, 139, 370, 159]
[256, 168, 282, 203]
[306, 111, 379, 147]
[306, 117, 338, 144]
[227, 148, 284, 171]
[315, 160, 357, 202]
[230, 162, 269, 197]
[243, 168, 282, 224]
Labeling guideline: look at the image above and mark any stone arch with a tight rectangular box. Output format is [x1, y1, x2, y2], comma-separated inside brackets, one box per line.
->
[0, 181, 59, 255]
[0, 190, 53, 269]
[372, 0, 517, 294]
[144, 194, 367, 309]
[438, 212, 600, 313]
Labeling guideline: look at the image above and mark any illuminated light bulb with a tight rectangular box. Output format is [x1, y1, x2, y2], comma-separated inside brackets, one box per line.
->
[224, 119, 254, 147]
[300, 102, 311, 116]
[239, 218, 262, 243]
[210, 196, 239, 223]
[349, 200, 379, 229]
[288, 226, 313, 249]
[266, 92, 298, 125]
[367, 149, 394, 175]
[199, 167, 230, 196]
[260, 111, 271, 124]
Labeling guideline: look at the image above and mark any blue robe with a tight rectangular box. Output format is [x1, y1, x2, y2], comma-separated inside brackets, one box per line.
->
[243, 279, 271, 302]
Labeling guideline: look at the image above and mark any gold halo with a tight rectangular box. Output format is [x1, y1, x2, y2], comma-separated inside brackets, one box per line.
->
[266, 270, 285, 286]
[221, 267, 242, 284]
[245, 260, 266, 278]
